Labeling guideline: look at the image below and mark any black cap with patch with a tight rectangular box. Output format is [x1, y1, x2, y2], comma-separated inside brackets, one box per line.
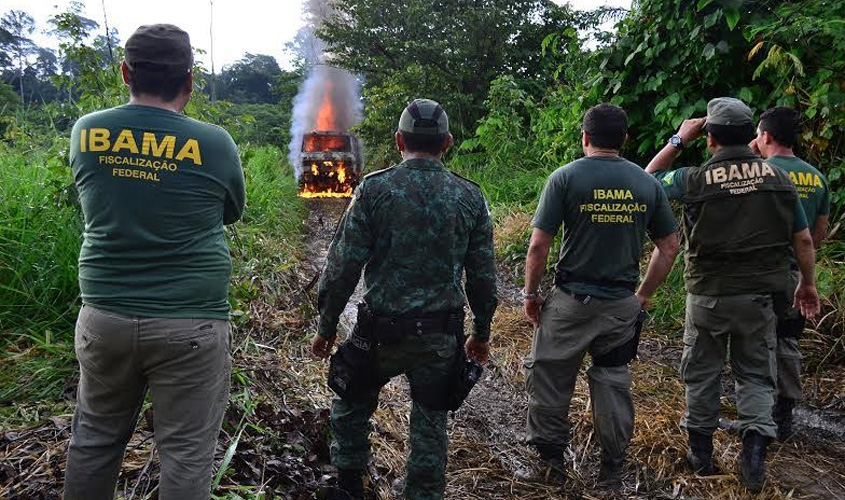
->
[125, 24, 193, 75]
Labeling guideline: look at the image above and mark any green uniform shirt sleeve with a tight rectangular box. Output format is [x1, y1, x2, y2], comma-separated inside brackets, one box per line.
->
[464, 197, 498, 341]
[219, 131, 245, 225]
[532, 169, 566, 235]
[654, 168, 688, 201]
[793, 196, 809, 233]
[648, 182, 679, 240]
[316, 184, 373, 339]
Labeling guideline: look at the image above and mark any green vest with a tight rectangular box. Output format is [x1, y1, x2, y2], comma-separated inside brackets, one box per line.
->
[681, 147, 796, 295]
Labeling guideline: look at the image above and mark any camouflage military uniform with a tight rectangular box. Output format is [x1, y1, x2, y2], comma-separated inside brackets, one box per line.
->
[317, 157, 497, 500]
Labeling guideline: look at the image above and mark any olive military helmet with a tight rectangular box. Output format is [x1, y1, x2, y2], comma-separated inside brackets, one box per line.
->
[398, 99, 449, 135]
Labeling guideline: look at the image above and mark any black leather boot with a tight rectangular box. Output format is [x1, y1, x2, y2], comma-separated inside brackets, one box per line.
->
[597, 455, 624, 492]
[327, 469, 364, 500]
[685, 430, 715, 475]
[773, 398, 796, 441]
[740, 430, 770, 493]
[536, 443, 567, 471]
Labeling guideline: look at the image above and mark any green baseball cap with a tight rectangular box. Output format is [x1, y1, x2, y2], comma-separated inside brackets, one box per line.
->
[398, 99, 449, 135]
[125, 24, 193, 74]
[705, 97, 753, 127]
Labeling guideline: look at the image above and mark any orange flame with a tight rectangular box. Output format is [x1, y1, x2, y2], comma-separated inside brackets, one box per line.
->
[315, 81, 337, 131]
[298, 160, 354, 198]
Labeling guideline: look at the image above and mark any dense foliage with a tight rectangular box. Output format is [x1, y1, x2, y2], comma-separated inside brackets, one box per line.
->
[450, 0, 845, 219]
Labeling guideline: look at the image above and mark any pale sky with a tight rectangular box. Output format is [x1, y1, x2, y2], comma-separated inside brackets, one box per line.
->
[0, 0, 630, 70]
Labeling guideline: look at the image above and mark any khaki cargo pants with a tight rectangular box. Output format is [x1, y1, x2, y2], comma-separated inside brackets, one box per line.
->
[681, 293, 777, 438]
[63, 305, 231, 500]
[524, 287, 640, 461]
[777, 270, 803, 401]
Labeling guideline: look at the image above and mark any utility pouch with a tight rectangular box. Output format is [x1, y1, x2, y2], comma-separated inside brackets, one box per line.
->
[593, 309, 647, 367]
[411, 309, 483, 412]
[772, 292, 805, 338]
[327, 304, 383, 401]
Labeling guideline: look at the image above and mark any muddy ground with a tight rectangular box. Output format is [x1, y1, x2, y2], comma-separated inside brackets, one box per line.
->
[1, 199, 843, 500]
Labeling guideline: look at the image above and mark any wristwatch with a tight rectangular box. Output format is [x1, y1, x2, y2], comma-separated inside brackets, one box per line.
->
[521, 288, 541, 300]
[669, 134, 684, 150]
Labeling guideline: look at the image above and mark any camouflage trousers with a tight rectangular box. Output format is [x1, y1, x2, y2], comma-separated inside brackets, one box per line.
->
[777, 270, 803, 401]
[681, 293, 778, 438]
[524, 288, 640, 462]
[330, 331, 457, 500]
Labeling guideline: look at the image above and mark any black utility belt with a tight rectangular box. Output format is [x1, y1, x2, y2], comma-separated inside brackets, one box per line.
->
[555, 270, 636, 293]
[368, 309, 464, 344]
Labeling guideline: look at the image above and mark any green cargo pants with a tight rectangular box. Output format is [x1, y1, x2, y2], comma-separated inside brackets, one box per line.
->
[777, 270, 803, 401]
[524, 288, 640, 462]
[680, 293, 777, 438]
[330, 331, 457, 500]
[64, 305, 231, 500]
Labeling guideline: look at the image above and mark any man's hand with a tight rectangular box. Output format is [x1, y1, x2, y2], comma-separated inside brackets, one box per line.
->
[748, 137, 761, 155]
[523, 295, 545, 328]
[794, 282, 821, 320]
[310, 334, 336, 359]
[635, 292, 652, 310]
[465, 335, 490, 365]
[677, 117, 707, 144]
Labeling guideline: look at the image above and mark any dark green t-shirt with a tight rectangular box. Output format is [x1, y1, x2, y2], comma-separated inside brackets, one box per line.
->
[766, 155, 830, 226]
[70, 104, 245, 319]
[532, 156, 678, 299]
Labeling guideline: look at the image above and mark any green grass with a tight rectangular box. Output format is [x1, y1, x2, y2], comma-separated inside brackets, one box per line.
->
[0, 143, 82, 342]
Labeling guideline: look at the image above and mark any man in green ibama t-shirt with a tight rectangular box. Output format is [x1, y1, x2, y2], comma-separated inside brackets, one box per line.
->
[63, 25, 245, 500]
[522, 104, 680, 491]
[751, 106, 830, 440]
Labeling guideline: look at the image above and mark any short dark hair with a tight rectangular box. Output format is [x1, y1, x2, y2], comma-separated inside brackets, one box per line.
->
[759, 106, 800, 147]
[127, 62, 190, 102]
[400, 131, 449, 155]
[706, 122, 755, 146]
[583, 104, 628, 149]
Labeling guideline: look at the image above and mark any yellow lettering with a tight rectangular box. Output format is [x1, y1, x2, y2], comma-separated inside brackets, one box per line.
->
[789, 171, 798, 184]
[814, 174, 823, 188]
[111, 129, 139, 154]
[175, 139, 202, 165]
[80, 129, 87, 153]
[89, 128, 111, 152]
[142, 133, 176, 158]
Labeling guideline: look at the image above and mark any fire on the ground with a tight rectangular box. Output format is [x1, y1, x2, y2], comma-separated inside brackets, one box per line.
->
[298, 132, 363, 198]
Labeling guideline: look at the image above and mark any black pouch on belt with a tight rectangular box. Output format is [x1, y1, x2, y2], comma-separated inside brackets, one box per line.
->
[593, 309, 647, 367]
[410, 309, 483, 412]
[328, 303, 385, 401]
[772, 292, 806, 338]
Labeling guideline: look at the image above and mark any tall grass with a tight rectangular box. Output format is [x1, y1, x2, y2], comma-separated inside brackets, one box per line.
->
[0, 142, 82, 342]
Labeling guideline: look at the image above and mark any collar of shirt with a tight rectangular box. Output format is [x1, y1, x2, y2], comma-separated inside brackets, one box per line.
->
[400, 158, 445, 171]
[704, 144, 758, 166]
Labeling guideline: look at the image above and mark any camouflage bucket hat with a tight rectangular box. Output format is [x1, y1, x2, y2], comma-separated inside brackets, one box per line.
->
[125, 24, 193, 75]
[398, 99, 449, 135]
[704, 97, 753, 128]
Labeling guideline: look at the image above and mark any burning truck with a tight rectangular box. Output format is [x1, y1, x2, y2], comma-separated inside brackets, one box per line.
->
[298, 131, 363, 198]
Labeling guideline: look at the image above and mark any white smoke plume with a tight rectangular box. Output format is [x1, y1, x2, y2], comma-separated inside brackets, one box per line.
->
[288, 1, 363, 179]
